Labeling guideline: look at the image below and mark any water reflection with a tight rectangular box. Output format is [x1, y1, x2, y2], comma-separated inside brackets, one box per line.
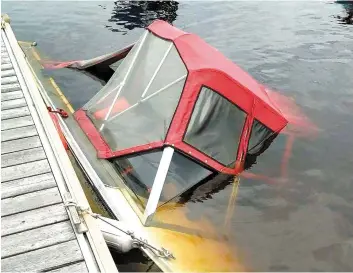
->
[336, 1, 353, 25]
[107, 1, 179, 34]
[110, 248, 162, 272]
[177, 173, 232, 204]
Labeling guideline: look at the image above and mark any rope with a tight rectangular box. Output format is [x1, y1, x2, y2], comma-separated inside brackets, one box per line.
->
[224, 176, 240, 232]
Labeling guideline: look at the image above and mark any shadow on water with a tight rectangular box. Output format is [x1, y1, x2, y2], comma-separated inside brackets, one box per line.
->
[106, 1, 179, 34]
[109, 248, 162, 272]
[335, 1, 353, 25]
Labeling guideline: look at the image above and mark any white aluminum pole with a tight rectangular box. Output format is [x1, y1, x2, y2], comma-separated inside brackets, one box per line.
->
[143, 147, 174, 225]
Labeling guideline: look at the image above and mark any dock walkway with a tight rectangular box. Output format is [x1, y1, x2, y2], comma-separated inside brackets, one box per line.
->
[1, 16, 118, 272]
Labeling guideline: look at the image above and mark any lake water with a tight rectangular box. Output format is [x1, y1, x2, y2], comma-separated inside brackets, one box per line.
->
[2, 1, 353, 271]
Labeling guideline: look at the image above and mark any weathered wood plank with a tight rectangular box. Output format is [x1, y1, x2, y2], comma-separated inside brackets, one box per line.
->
[1, 115, 33, 130]
[1, 63, 13, 71]
[1, 147, 46, 168]
[1, 172, 56, 199]
[49, 261, 88, 273]
[1, 125, 37, 142]
[1, 98, 27, 111]
[1, 135, 41, 154]
[1, 57, 11, 64]
[1, 75, 17, 84]
[1, 204, 69, 236]
[1, 69, 16, 78]
[1, 90, 23, 101]
[1, 49, 9, 56]
[1, 221, 75, 258]
[1, 159, 51, 182]
[1, 83, 21, 93]
[1, 187, 62, 217]
[1, 240, 84, 272]
[1, 106, 30, 120]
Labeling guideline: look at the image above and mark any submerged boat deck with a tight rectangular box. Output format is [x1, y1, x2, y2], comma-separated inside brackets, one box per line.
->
[1, 16, 118, 272]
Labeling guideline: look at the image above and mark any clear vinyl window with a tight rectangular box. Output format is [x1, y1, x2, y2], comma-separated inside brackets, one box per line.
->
[111, 150, 212, 211]
[184, 86, 247, 166]
[84, 30, 187, 151]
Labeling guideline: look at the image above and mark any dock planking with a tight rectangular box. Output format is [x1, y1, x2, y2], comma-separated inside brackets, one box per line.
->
[1, 146, 47, 168]
[1, 125, 38, 142]
[1, 106, 30, 120]
[1, 83, 21, 93]
[1, 172, 56, 199]
[1, 204, 69, 236]
[1, 240, 85, 272]
[1, 221, 76, 258]
[1, 30, 91, 273]
[1, 135, 42, 154]
[48, 261, 88, 272]
[1, 187, 63, 217]
[1, 90, 23, 101]
[1, 97, 27, 111]
[1, 159, 52, 182]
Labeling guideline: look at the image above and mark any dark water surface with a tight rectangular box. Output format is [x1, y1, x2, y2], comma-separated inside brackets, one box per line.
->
[3, 1, 353, 271]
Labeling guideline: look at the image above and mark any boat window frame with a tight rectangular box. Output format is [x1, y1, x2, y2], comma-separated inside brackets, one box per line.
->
[247, 118, 276, 155]
[182, 85, 248, 168]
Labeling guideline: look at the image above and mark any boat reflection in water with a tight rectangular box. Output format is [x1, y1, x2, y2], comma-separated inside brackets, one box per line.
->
[107, 1, 179, 34]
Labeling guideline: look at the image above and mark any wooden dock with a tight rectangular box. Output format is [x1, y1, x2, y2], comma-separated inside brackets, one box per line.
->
[1, 15, 118, 272]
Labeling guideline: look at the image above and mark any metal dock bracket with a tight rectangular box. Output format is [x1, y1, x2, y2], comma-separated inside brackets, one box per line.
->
[63, 192, 88, 234]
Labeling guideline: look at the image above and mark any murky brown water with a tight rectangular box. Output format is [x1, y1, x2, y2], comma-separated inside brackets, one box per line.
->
[3, 1, 353, 271]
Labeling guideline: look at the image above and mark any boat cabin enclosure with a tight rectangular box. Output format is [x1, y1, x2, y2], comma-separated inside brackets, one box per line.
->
[74, 20, 288, 224]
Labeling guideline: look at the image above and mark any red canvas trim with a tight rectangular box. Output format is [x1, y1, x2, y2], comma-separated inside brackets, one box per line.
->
[147, 20, 187, 41]
[173, 142, 237, 175]
[42, 44, 134, 70]
[49, 112, 68, 150]
[74, 109, 164, 159]
[74, 109, 113, 158]
[104, 141, 164, 158]
[253, 99, 287, 133]
[165, 72, 201, 143]
[237, 115, 254, 162]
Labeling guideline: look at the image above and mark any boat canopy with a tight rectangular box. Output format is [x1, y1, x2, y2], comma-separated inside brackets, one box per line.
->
[75, 20, 288, 175]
